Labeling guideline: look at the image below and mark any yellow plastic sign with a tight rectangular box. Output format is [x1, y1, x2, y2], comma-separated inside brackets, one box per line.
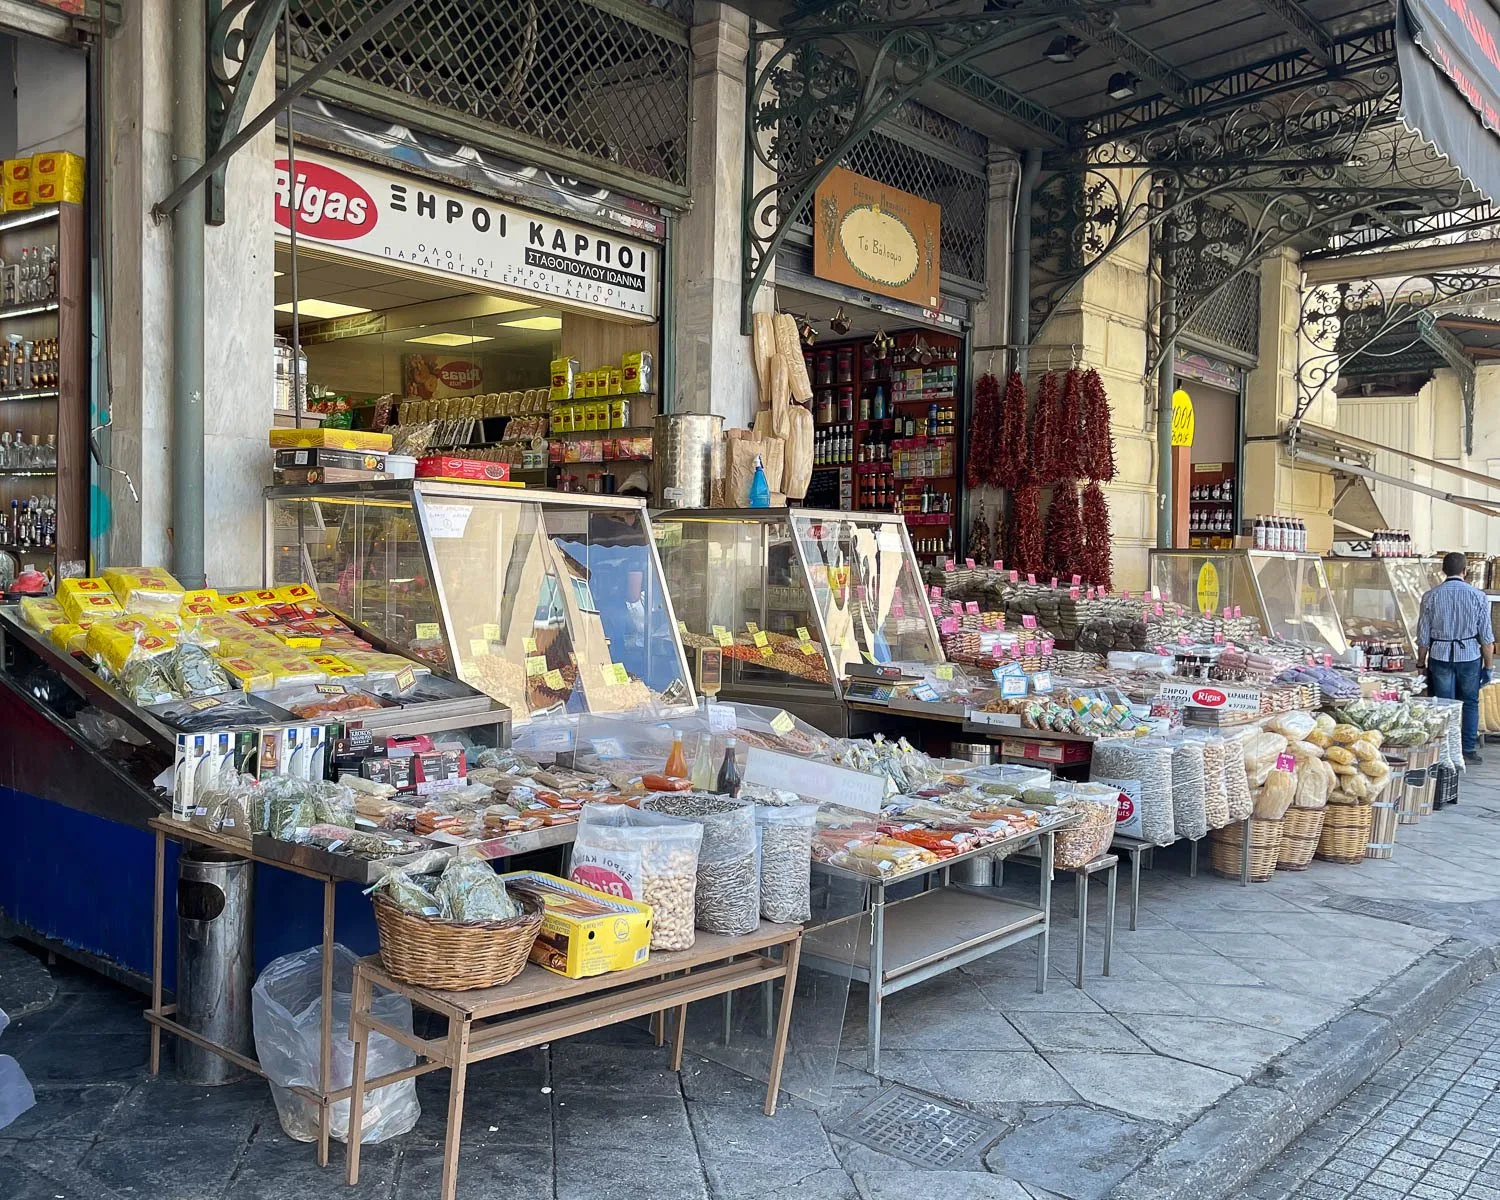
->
[525, 655, 547, 677]
[1171, 389, 1195, 448]
[544, 668, 565, 690]
[1196, 561, 1220, 615]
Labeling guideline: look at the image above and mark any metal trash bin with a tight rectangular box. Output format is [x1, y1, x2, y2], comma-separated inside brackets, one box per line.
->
[176, 849, 254, 1084]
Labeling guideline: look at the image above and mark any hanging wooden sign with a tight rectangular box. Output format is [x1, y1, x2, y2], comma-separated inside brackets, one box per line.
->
[813, 167, 941, 308]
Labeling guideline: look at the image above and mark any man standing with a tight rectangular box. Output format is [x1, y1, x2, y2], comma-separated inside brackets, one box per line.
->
[1417, 551, 1494, 764]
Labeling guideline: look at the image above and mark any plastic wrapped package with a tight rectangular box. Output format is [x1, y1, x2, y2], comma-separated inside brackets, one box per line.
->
[433, 853, 523, 922]
[1332, 770, 1370, 802]
[1252, 763, 1297, 819]
[167, 642, 232, 698]
[1051, 785, 1119, 868]
[1222, 731, 1254, 822]
[1287, 739, 1322, 761]
[102, 566, 186, 615]
[1266, 711, 1317, 741]
[755, 802, 817, 924]
[1242, 731, 1290, 788]
[1325, 746, 1356, 766]
[569, 804, 703, 950]
[1331, 723, 1363, 745]
[1091, 738, 1176, 846]
[1293, 757, 1332, 809]
[0, 1009, 34, 1132]
[252, 945, 419, 1144]
[19, 596, 65, 632]
[1193, 734, 1232, 829]
[1169, 737, 1209, 842]
[640, 793, 760, 935]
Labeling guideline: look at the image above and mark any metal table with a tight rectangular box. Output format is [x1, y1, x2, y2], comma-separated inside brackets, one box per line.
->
[800, 819, 1068, 1075]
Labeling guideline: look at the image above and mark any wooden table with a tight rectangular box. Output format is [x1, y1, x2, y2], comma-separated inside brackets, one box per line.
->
[345, 923, 804, 1200]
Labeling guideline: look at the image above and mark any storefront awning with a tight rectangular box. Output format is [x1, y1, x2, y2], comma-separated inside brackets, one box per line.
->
[1288, 426, 1500, 520]
[1332, 476, 1387, 539]
[1398, 0, 1500, 202]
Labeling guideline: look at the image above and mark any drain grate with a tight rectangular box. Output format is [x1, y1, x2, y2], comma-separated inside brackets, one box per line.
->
[828, 1085, 1003, 1169]
[1320, 894, 1440, 928]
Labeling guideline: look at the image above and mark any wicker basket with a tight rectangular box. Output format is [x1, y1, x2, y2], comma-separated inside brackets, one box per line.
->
[1208, 818, 1283, 883]
[1366, 779, 1399, 860]
[372, 891, 544, 991]
[1276, 806, 1326, 871]
[1316, 801, 1374, 864]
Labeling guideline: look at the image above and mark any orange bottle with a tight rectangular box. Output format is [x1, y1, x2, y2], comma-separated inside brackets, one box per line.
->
[663, 728, 689, 779]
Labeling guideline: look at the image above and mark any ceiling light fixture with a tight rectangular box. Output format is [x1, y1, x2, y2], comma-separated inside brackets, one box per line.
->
[407, 332, 495, 346]
[486, 297, 539, 314]
[274, 299, 370, 320]
[1107, 71, 1139, 100]
[1044, 35, 1084, 63]
[498, 315, 563, 331]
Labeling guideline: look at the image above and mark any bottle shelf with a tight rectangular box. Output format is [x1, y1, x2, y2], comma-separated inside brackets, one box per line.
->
[0, 300, 58, 322]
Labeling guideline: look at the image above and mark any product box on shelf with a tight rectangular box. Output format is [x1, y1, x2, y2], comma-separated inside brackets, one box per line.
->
[273, 447, 388, 473]
[30, 151, 83, 205]
[500, 871, 652, 978]
[413, 456, 515, 485]
[267, 427, 393, 453]
[2, 158, 30, 212]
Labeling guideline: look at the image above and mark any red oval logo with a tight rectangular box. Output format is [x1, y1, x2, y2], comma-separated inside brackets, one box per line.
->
[1116, 793, 1135, 822]
[274, 159, 375, 241]
[1191, 687, 1227, 706]
[436, 361, 483, 390]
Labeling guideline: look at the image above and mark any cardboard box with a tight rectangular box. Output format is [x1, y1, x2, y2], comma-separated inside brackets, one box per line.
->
[268, 427, 393, 452]
[2, 158, 30, 212]
[275, 466, 392, 485]
[413, 455, 514, 485]
[273, 447, 388, 472]
[500, 871, 651, 978]
[30, 150, 83, 205]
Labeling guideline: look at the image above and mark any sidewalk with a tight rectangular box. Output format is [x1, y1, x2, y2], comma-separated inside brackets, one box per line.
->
[1, 767, 1499, 1200]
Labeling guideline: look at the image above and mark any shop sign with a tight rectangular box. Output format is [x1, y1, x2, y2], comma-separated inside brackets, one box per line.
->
[1196, 561, 1220, 615]
[1157, 682, 1262, 712]
[274, 150, 659, 321]
[1171, 389, 1195, 447]
[813, 166, 941, 308]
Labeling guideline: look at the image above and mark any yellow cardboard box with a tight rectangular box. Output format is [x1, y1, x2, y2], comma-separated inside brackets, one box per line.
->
[2, 158, 30, 212]
[499, 871, 651, 979]
[30, 150, 83, 205]
[268, 427, 393, 452]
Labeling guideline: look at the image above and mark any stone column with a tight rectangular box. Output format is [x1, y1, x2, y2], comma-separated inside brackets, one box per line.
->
[672, 2, 771, 430]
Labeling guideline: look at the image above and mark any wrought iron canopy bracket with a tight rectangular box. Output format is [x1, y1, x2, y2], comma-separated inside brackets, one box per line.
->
[206, 0, 287, 226]
[1417, 311, 1478, 455]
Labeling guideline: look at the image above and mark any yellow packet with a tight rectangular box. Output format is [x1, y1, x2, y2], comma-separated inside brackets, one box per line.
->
[217, 591, 260, 612]
[102, 566, 185, 615]
[19, 596, 66, 632]
[180, 589, 221, 616]
[58, 578, 122, 624]
[48, 623, 85, 653]
[220, 656, 273, 692]
[273, 582, 318, 605]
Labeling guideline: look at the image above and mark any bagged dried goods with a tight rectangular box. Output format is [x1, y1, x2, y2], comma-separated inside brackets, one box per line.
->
[1091, 738, 1175, 846]
[641, 793, 760, 935]
[569, 803, 703, 951]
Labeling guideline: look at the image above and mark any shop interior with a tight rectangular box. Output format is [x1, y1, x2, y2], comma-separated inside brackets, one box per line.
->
[273, 242, 660, 495]
[1177, 373, 1242, 549]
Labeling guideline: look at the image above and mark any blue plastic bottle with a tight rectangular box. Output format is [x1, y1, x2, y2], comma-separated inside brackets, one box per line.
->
[749, 455, 771, 508]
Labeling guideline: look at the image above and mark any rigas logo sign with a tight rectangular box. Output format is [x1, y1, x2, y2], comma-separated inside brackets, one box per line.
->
[274, 160, 374, 240]
[1191, 687, 1227, 707]
[436, 360, 482, 390]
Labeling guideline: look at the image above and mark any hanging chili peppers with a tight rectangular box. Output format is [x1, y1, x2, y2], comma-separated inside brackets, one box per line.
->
[1044, 479, 1084, 582]
[1007, 484, 1044, 576]
[995, 371, 1028, 488]
[1058, 368, 1084, 479]
[1029, 371, 1060, 485]
[967, 496, 993, 565]
[1082, 480, 1113, 591]
[1080, 368, 1116, 482]
[968, 372, 1000, 489]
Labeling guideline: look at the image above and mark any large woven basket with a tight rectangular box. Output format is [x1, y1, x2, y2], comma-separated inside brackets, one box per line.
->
[1276, 806, 1325, 871]
[372, 891, 544, 991]
[1316, 801, 1373, 865]
[1208, 818, 1282, 883]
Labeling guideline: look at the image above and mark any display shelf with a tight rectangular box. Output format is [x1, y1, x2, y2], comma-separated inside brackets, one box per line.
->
[0, 389, 60, 403]
[548, 426, 654, 439]
[0, 300, 58, 322]
[903, 512, 952, 525]
[894, 392, 956, 405]
[0, 543, 54, 556]
[0, 205, 58, 234]
[0, 470, 55, 478]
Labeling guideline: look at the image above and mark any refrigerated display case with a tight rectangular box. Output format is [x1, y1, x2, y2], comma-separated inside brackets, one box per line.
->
[266, 480, 696, 726]
[1149, 549, 1349, 656]
[1324, 556, 1444, 654]
[652, 508, 943, 733]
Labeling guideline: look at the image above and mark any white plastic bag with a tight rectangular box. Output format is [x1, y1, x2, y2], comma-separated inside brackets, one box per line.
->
[0, 1009, 34, 1132]
[251, 944, 419, 1145]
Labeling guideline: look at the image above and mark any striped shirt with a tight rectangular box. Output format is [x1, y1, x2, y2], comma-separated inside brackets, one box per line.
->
[1417, 577, 1495, 663]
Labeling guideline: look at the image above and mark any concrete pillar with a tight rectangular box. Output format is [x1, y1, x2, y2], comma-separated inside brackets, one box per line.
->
[101, 1, 274, 584]
[672, 2, 770, 430]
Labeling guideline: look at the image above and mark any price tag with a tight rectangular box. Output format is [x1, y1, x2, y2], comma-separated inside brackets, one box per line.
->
[760, 646, 774, 659]
[713, 625, 733, 648]
[601, 663, 630, 686]
[935, 664, 954, 680]
[1000, 674, 1029, 699]
[930, 586, 942, 599]
[677, 620, 687, 634]
[1027, 573, 1037, 585]
[950, 602, 964, 616]
[186, 696, 222, 712]
[1071, 574, 1082, 585]
[966, 558, 976, 569]
[944, 559, 956, 571]
[1023, 639, 1038, 657]
[1009, 570, 1019, 584]
[1275, 752, 1296, 773]
[911, 683, 939, 702]
[1154, 602, 1164, 616]
[544, 668, 565, 690]
[940, 616, 959, 634]
[469, 639, 489, 658]
[1213, 633, 1225, 644]
[753, 631, 769, 648]
[1322, 653, 1334, 666]
[483, 624, 500, 642]
[1041, 638, 1055, 655]
[313, 683, 347, 696]
[1123, 590, 1133, 600]
[1233, 606, 1242, 618]
[770, 710, 796, 734]
[745, 621, 760, 634]
[1179, 634, 1192, 646]
[965, 601, 979, 614]
[796, 627, 811, 643]
[525, 655, 547, 677]
[1031, 671, 1053, 694]
[523, 636, 538, 654]
[993, 661, 1023, 678]
[1069, 586, 1080, 600]
[892, 602, 906, 618]
[1022, 614, 1038, 629]
[1222, 607, 1233, 620]
[394, 665, 416, 693]
[993, 560, 1003, 571]
[414, 622, 440, 640]
[708, 704, 737, 732]
[800, 641, 819, 655]
[1050, 577, 1058, 589]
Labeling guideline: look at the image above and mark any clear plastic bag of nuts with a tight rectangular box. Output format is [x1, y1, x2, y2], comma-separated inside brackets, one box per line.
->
[641, 793, 760, 936]
[568, 804, 703, 951]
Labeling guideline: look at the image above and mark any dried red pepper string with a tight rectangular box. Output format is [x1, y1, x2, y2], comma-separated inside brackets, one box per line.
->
[1006, 484, 1044, 575]
[1082, 480, 1114, 591]
[968, 372, 1000, 489]
[1044, 478, 1084, 582]
[1029, 371, 1059, 485]
[1080, 368, 1116, 482]
[996, 370, 1029, 489]
[1058, 368, 1084, 479]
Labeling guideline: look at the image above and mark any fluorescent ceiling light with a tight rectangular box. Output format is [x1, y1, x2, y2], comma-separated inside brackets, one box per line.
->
[487, 297, 539, 314]
[499, 315, 563, 331]
[274, 299, 369, 319]
[407, 332, 495, 346]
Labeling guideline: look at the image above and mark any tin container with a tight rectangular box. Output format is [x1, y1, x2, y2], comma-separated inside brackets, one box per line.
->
[651, 413, 722, 509]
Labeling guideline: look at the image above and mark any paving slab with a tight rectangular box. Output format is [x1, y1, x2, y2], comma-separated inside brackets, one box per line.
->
[1116, 1014, 1297, 1079]
[984, 1107, 1164, 1200]
[0, 942, 55, 1022]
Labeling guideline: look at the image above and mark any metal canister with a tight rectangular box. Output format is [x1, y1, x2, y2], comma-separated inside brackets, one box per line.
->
[651, 413, 723, 509]
[175, 850, 254, 1085]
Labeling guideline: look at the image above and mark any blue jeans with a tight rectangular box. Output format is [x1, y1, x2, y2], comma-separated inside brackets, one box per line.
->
[1427, 657, 1482, 754]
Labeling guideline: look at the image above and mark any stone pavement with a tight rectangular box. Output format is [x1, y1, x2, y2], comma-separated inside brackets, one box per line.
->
[1237, 973, 1500, 1200]
[0, 765, 1499, 1200]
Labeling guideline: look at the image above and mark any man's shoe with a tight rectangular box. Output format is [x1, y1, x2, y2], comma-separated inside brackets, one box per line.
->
[1465, 751, 1484, 765]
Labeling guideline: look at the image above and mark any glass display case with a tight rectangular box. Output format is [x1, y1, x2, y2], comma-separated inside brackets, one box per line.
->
[1149, 549, 1349, 656]
[1324, 557, 1443, 653]
[653, 508, 942, 733]
[266, 481, 695, 725]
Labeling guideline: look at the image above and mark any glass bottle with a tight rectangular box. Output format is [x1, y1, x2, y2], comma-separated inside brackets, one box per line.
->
[663, 728, 689, 779]
[715, 737, 742, 795]
[44, 433, 54, 469]
[690, 733, 716, 791]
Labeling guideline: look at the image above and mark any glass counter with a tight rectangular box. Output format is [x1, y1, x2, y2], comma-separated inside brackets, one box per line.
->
[266, 481, 695, 725]
[1149, 549, 1349, 655]
[1323, 557, 1443, 653]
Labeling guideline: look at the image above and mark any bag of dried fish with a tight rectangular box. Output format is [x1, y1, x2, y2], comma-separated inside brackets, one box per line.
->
[755, 802, 817, 924]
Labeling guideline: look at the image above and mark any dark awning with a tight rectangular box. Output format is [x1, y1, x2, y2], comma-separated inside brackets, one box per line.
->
[1399, 0, 1500, 202]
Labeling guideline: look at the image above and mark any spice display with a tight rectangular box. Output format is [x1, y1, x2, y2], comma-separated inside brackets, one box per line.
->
[968, 372, 999, 488]
[1007, 484, 1044, 576]
[1030, 371, 1061, 485]
[1044, 479, 1083, 583]
[640, 793, 760, 936]
[1081, 481, 1113, 592]
[1057, 369, 1084, 479]
[1080, 368, 1116, 483]
[996, 371, 1028, 489]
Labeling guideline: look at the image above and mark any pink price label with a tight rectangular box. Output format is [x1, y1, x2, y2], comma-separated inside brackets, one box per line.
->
[966, 558, 976, 569]
[1178, 635, 1191, 645]
[1069, 586, 1080, 599]
[929, 586, 941, 599]
[1009, 571, 1019, 583]
[1042, 638, 1055, 654]
[1222, 606, 1232, 619]
[1275, 752, 1296, 773]
[1123, 590, 1132, 600]
[1233, 606, 1242, 618]
[1071, 574, 1082, 585]
[1022, 614, 1038, 629]
[1027, 573, 1037, 585]
[1023, 639, 1038, 656]
[1322, 654, 1333, 666]
[965, 601, 980, 614]
[1213, 633, 1225, 644]
[1154, 603, 1164, 616]
[993, 560, 1003, 571]
[950, 602, 963, 615]
[944, 559, 956, 571]
[1050, 577, 1058, 589]
[1155, 645, 1169, 655]
[940, 617, 959, 634]
[892, 602, 906, 618]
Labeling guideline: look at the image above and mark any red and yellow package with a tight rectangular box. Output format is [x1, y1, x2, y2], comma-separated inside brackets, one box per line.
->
[180, 589, 220, 616]
[220, 656, 273, 692]
[102, 566, 185, 615]
[274, 582, 318, 605]
[217, 591, 258, 612]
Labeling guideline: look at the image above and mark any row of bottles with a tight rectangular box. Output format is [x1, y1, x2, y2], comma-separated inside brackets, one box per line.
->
[3, 244, 57, 307]
[1190, 506, 1233, 534]
[912, 529, 955, 557]
[665, 728, 741, 795]
[899, 483, 953, 515]
[858, 471, 897, 509]
[814, 426, 855, 466]
[4, 335, 59, 393]
[1373, 529, 1415, 558]
[0, 430, 55, 471]
[1, 493, 55, 549]
[1358, 639, 1409, 673]
[1191, 478, 1234, 502]
[1252, 514, 1308, 553]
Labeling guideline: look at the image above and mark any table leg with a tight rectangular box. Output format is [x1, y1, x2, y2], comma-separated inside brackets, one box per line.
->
[150, 827, 165, 1077]
[1189, 838, 1199, 878]
[764, 938, 802, 1117]
[1239, 817, 1251, 887]
[1104, 863, 1117, 978]
[670, 999, 690, 1072]
[1129, 849, 1141, 932]
[866, 883, 886, 1076]
[1036, 832, 1052, 995]
[440, 1018, 473, 1200]
[1074, 870, 1087, 990]
[344, 968, 373, 1187]
[317, 877, 336, 1168]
